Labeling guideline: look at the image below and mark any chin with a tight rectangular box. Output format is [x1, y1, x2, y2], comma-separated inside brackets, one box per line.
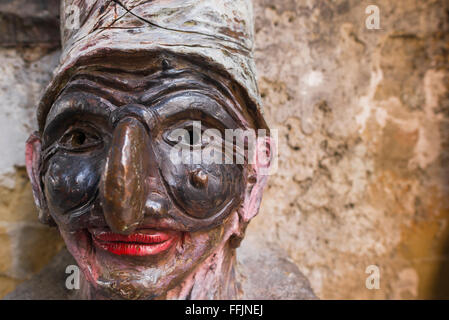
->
[57, 223, 227, 299]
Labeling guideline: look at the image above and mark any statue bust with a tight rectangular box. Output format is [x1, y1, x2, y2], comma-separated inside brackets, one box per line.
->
[7, 0, 316, 300]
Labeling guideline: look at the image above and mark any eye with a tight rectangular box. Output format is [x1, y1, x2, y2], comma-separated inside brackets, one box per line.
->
[59, 127, 102, 151]
[164, 124, 205, 148]
[186, 127, 201, 145]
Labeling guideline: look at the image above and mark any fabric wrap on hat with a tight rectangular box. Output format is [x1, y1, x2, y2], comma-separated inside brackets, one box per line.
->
[37, 0, 265, 132]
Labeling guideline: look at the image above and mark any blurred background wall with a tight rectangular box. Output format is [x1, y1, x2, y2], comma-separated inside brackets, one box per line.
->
[0, 0, 64, 297]
[0, 0, 448, 299]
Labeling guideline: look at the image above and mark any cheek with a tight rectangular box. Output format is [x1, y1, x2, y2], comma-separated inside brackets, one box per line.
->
[44, 154, 102, 215]
[186, 225, 226, 260]
[157, 146, 245, 220]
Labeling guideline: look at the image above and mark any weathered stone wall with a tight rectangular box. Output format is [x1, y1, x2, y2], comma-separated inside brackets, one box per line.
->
[0, 0, 448, 299]
[0, 1, 64, 297]
[250, 0, 449, 299]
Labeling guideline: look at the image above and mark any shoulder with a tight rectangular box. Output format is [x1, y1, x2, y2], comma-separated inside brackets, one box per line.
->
[3, 248, 75, 300]
[236, 233, 317, 300]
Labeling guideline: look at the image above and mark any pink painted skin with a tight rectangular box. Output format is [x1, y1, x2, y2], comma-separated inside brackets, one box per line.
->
[90, 229, 179, 256]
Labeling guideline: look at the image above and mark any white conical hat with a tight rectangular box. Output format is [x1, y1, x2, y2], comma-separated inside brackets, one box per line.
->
[37, 0, 265, 131]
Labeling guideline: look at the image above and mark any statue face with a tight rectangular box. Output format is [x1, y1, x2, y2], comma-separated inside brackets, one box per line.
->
[26, 56, 271, 299]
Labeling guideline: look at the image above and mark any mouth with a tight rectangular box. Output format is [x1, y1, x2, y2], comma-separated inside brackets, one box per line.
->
[90, 228, 178, 256]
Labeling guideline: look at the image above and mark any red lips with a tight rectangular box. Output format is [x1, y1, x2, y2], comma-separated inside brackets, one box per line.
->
[91, 229, 177, 256]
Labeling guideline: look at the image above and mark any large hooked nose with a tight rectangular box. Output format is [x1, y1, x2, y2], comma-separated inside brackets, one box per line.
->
[100, 105, 154, 234]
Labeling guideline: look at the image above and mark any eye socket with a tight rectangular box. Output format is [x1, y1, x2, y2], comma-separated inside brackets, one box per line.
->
[186, 127, 201, 145]
[163, 124, 205, 148]
[59, 127, 102, 151]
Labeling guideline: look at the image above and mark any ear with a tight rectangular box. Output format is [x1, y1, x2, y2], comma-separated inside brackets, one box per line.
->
[25, 132, 55, 226]
[240, 135, 275, 222]
[230, 135, 275, 248]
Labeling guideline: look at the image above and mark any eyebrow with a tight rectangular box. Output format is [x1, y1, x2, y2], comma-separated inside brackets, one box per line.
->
[151, 91, 241, 130]
[44, 92, 114, 132]
[57, 78, 132, 108]
[139, 69, 238, 106]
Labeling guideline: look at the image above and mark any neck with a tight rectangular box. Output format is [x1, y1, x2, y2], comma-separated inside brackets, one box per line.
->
[166, 243, 239, 300]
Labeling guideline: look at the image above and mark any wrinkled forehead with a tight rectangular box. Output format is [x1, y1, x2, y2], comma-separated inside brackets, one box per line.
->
[41, 52, 265, 133]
